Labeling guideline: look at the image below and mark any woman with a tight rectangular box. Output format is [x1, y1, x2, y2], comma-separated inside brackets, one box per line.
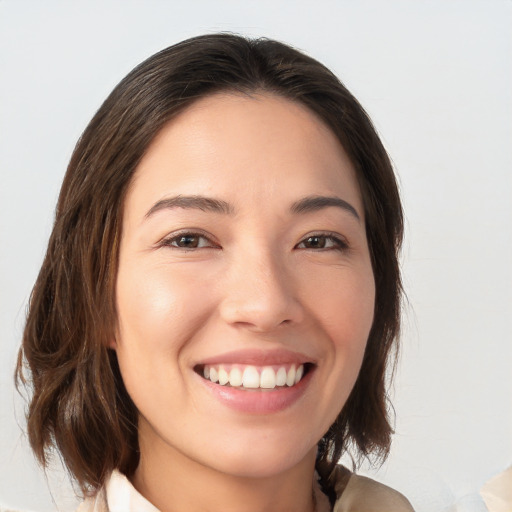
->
[16, 34, 413, 511]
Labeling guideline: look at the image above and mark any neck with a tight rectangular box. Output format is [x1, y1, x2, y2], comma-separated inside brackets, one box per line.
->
[132, 429, 318, 512]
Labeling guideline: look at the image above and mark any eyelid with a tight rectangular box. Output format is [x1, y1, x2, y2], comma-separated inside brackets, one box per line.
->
[295, 231, 349, 250]
[156, 229, 348, 251]
[157, 229, 220, 250]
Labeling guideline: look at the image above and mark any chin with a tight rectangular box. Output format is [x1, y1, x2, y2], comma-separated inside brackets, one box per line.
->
[204, 436, 317, 479]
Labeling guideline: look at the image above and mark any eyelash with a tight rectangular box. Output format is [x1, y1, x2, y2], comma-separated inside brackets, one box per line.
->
[295, 232, 349, 251]
[159, 230, 218, 250]
[159, 231, 348, 252]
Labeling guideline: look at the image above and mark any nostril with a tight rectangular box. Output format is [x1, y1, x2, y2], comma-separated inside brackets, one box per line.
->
[218, 276, 304, 332]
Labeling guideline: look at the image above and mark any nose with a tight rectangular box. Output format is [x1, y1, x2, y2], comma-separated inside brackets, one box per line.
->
[219, 248, 304, 333]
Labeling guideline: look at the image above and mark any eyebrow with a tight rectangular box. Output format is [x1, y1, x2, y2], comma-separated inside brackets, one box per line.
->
[290, 195, 360, 221]
[144, 194, 360, 221]
[145, 195, 234, 218]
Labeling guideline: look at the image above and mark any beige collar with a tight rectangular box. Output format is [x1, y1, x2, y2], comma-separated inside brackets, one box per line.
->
[78, 465, 414, 512]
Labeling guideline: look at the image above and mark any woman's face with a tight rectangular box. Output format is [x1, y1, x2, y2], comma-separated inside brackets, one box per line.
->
[114, 93, 375, 479]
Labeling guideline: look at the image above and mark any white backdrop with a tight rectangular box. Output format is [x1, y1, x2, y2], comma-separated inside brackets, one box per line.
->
[1, 1, 511, 511]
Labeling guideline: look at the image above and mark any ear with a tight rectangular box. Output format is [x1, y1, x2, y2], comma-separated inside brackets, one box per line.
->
[107, 324, 120, 349]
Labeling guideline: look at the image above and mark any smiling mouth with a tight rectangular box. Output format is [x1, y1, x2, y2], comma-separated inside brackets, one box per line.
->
[194, 363, 314, 390]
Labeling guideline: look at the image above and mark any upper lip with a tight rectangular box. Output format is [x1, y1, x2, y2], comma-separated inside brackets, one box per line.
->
[195, 348, 315, 367]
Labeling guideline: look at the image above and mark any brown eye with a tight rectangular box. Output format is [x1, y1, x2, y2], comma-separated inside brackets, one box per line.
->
[297, 234, 347, 251]
[162, 232, 215, 249]
[175, 235, 200, 248]
[303, 236, 327, 249]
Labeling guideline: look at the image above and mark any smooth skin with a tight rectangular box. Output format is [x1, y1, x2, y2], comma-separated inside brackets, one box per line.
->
[113, 93, 376, 512]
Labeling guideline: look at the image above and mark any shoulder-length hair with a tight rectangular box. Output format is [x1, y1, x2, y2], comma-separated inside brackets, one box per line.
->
[16, 33, 403, 500]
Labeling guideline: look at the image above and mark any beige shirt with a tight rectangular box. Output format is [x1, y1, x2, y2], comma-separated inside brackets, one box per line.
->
[480, 466, 512, 512]
[77, 467, 414, 512]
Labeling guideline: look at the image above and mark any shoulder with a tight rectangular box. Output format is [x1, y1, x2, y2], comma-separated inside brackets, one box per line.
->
[75, 488, 108, 512]
[74, 470, 159, 512]
[333, 466, 415, 512]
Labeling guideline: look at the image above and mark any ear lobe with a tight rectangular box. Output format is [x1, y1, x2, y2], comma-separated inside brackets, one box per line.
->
[107, 338, 117, 350]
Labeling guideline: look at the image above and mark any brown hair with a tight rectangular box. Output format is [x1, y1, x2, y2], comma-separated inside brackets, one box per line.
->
[16, 33, 403, 500]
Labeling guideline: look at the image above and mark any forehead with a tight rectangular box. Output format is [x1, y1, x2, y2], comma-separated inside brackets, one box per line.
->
[126, 92, 363, 218]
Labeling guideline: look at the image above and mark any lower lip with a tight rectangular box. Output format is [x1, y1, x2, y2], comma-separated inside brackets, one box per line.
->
[197, 369, 314, 414]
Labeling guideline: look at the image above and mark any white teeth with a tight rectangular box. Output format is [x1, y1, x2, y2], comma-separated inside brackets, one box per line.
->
[260, 367, 277, 389]
[286, 365, 296, 387]
[242, 366, 260, 388]
[218, 366, 229, 385]
[295, 364, 304, 384]
[202, 364, 306, 389]
[276, 367, 287, 386]
[209, 367, 218, 383]
[229, 367, 243, 387]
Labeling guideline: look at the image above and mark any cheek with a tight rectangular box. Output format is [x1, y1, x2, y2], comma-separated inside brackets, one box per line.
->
[306, 264, 375, 346]
[303, 264, 375, 417]
[115, 262, 212, 352]
[113, 262, 218, 410]
[113, 263, 215, 416]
